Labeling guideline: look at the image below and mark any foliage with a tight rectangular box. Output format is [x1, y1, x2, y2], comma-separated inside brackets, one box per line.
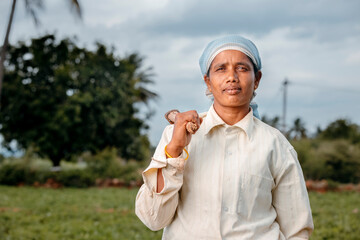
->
[288, 117, 307, 140]
[291, 139, 360, 183]
[0, 162, 87, 187]
[316, 140, 360, 183]
[317, 119, 360, 144]
[261, 115, 280, 129]
[262, 116, 360, 183]
[0, 0, 82, 110]
[0, 34, 156, 166]
[0, 148, 145, 187]
[0, 162, 28, 185]
[82, 147, 144, 182]
[57, 169, 94, 188]
[82, 148, 124, 179]
[0, 154, 4, 164]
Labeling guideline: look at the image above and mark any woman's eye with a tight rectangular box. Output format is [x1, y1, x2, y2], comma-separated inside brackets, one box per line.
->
[237, 66, 247, 71]
[216, 67, 224, 71]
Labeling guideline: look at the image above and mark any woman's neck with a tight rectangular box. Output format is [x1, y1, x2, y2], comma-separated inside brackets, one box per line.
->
[213, 103, 250, 125]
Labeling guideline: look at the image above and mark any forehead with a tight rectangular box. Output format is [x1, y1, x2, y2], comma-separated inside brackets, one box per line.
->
[211, 50, 250, 65]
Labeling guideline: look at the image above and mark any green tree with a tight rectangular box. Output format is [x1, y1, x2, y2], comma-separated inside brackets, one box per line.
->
[0, 0, 81, 106]
[261, 115, 280, 129]
[288, 117, 307, 140]
[0, 34, 157, 166]
[319, 140, 360, 183]
[318, 119, 360, 143]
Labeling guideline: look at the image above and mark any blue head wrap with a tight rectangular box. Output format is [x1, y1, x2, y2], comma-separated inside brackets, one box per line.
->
[199, 35, 262, 77]
[199, 35, 262, 119]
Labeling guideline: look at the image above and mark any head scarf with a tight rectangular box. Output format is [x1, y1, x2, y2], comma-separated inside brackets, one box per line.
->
[199, 35, 262, 76]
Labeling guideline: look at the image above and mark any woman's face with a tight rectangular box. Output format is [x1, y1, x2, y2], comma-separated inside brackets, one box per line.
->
[204, 50, 261, 112]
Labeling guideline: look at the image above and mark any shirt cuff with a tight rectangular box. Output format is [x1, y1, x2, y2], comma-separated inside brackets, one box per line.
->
[142, 150, 187, 194]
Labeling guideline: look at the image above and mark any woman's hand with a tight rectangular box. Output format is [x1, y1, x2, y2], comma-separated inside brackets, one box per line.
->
[166, 110, 202, 158]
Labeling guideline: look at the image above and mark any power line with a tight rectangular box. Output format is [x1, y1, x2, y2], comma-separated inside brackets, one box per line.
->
[263, 78, 359, 135]
[291, 81, 360, 95]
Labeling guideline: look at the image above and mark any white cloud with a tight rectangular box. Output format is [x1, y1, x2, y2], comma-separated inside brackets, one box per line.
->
[0, 0, 359, 145]
[346, 51, 360, 65]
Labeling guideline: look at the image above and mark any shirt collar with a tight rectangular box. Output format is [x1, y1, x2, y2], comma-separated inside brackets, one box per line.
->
[203, 104, 254, 140]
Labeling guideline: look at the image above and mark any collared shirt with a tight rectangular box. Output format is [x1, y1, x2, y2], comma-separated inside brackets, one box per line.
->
[135, 105, 314, 240]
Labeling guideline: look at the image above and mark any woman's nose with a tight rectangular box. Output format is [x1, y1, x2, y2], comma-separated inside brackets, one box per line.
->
[226, 69, 239, 82]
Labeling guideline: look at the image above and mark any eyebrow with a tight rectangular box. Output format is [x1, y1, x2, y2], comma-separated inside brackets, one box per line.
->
[212, 61, 251, 70]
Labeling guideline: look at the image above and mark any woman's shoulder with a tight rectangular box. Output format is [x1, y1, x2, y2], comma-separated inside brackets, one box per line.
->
[254, 118, 293, 149]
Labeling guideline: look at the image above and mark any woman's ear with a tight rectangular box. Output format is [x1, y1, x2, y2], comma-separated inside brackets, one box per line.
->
[254, 71, 262, 90]
[204, 74, 211, 90]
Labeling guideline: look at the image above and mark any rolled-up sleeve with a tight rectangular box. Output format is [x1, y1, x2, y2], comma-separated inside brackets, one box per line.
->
[135, 125, 186, 231]
[272, 147, 314, 239]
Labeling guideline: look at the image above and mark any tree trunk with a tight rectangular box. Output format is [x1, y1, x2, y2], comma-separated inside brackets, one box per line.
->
[52, 156, 62, 167]
[0, 0, 17, 107]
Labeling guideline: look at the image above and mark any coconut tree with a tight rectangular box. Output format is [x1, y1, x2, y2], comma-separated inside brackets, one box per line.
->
[0, 0, 81, 106]
[289, 117, 307, 140]
[261, 115, 281, 129]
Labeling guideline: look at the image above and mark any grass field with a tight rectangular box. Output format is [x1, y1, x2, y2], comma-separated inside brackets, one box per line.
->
[0, 186, 359, 240]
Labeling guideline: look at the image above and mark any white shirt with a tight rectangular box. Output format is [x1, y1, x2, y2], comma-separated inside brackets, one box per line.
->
[136, 105, 314, 240]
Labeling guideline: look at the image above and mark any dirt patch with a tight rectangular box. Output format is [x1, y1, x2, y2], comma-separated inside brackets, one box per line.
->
[306, 180, 360, 193]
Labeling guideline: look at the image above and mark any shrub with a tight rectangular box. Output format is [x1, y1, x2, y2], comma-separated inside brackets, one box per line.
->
[82, 148, 126, 178]
[292, 139, 360, 183]
[0, 147, 146, 187]
[118, 160, 143, 182]
[318, 140, 360, 183]
[0, 163, 28, 185]
[56, 169, 94, 188]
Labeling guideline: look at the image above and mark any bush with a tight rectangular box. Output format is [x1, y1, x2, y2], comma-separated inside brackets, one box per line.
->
[56, 169, 94, 188]
[317, 140, 360, 183]
[118, 160, 143, 182]
[82, 147, 142, 180]
[292, 139, 360, 183]
[0, 163, 28, 185]
[0, 160, 56, 186]
[0, 154, 4, 164]
[0, 162, 94, 187]
[0, 147, 146, 187]
[292, 139, 324, 180]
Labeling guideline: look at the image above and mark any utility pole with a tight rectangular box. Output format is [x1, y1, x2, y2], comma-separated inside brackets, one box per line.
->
[282, 78, 289, 134]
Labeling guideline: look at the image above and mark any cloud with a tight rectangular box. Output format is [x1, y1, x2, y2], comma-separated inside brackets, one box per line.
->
[1, 0, 360, 145]
[126, 0, 360, 42]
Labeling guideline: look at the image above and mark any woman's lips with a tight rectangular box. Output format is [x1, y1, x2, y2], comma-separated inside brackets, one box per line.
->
[223, 87, 241, 95]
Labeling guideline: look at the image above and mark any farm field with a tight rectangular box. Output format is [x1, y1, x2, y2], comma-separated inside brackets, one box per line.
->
[0, 186, 359, 240]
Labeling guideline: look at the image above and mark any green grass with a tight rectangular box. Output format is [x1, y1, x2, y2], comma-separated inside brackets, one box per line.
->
[0, 186, 162, 240]
[0, 186, 359, 240]
[310, 192, 360, 240]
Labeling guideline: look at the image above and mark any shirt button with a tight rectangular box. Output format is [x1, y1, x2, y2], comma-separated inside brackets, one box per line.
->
[228, 152, 232, 156]
[223, 207, 228, 212]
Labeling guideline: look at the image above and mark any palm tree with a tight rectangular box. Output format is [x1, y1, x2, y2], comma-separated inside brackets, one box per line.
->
[0, 0, 82, 107]
[289, 117, 307, 140]
[261, 115, 281, 129]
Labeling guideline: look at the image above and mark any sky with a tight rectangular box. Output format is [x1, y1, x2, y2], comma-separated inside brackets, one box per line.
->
[1, 0, 360, 147]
